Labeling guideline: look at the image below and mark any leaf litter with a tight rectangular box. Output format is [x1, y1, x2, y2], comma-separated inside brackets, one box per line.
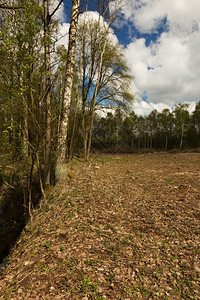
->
[0, 152, 199, 299]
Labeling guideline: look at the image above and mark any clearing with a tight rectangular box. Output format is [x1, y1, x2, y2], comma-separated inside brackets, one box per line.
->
[0, 152, 200, 299]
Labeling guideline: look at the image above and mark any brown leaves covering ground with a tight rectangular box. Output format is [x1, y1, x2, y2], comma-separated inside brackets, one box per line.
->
[0, 153, 200, 299]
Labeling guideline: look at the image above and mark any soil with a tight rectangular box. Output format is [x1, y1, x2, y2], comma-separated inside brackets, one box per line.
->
[0, 152, 199, 299]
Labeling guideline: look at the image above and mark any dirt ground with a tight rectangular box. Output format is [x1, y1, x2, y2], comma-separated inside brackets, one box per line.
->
[0, 152, 200, 299]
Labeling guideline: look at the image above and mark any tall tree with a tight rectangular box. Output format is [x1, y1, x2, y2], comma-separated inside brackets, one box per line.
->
[121, 111, 138, 147]
[146, 110, 158, 149]
[75, 11, 133, 160]
[192, 102, 200, 134]
[0, 0, 47, 218]
[43, 0, 51, 187]
[158, 109, 173, 149]
[56, 0, 80, 181]
[43, 0, 63, 187]
[173, 103, 190, 149]
[85, 0, 123, 160]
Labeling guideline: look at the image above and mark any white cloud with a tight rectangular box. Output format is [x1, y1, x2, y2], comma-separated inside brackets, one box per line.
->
[78, 11, 119, 46]
[95, 106, 116, 118]
[53, 0, 199, 116]
[56, 23, 70, 48]
[130, 99, 196, 117]
[119, 0, 200, 115]
[50, 0, 65, 23]
[56, 10, 119, 50]
[131, 100, 171, 116]
[187, 101, 196, 114]
[121, 0, 200, 34]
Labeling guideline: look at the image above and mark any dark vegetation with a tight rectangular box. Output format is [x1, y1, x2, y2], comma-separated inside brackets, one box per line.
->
[0, 161, 41, 261]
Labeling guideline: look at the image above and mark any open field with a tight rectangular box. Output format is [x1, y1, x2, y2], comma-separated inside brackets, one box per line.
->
[0, 153, 200, 299]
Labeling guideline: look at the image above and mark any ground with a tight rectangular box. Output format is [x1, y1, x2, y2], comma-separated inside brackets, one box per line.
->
[0, 152, 200, 299]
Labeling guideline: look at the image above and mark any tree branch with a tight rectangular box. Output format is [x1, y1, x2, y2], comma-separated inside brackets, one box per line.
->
[0, 4, 23, 9]
[49, 0, 63, 19]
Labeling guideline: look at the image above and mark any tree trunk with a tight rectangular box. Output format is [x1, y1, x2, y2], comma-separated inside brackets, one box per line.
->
[165, 134, 168, 149]
[56, 0, 79, 180]
[69, 32, 84, 160]
[69, 4, 88, 161]
[85, 0, 122, 160]
[43, 0, 51, 187]
[23, 104, 29, 157]
[19, 73, 29, 158]
[138, 137, 140, 150]
[0, 5, 23, 9]
[69, 96, 79, 161]
[179, 124, 184, 149]
[86, 35, 108, 161]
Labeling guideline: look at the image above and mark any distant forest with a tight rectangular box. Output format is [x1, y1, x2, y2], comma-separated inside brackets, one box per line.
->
[90, 102, 200, 152]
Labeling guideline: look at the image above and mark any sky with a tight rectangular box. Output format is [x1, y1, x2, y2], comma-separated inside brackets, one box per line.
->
[53, 0, 200, 116]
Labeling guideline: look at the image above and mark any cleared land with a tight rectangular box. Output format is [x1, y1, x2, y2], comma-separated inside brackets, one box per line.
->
[0, 153, 200, 299]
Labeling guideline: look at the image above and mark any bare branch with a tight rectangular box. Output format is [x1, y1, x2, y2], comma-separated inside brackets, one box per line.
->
[0, 4, 23, 9]
[49, 0, 63, 19]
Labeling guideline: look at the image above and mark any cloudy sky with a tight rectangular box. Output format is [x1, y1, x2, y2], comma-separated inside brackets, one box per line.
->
[54, 0, 200, 115]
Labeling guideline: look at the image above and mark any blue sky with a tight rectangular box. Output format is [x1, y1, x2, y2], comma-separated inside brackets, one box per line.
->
[55, 0, 200, 115]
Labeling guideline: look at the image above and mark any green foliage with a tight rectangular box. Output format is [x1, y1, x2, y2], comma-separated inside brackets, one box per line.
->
[0, 0, 45, 159]
[81, 277, 96, 294]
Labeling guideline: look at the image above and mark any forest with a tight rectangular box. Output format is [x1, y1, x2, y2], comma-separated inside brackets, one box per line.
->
[0, 0, 133, 189]
[92, 102, 200, 152]
[0, 0, 200, 195]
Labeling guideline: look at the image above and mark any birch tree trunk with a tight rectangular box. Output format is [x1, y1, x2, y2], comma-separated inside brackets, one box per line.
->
[69, 6, 87, 161]
[69, 56, 82, 161]
[56, 0, 79, 181]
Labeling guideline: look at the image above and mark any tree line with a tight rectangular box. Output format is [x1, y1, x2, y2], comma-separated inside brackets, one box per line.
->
[0, 0, 133, 208]
[91, 103, 200, 152]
